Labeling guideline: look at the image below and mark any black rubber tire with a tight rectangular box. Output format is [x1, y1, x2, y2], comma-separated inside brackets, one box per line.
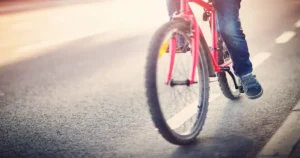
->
[145, 18, 210, 145]
[216, 37, 240, 100]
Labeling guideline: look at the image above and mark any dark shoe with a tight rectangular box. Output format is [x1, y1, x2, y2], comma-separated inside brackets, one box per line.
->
[240, 73, 263, 99]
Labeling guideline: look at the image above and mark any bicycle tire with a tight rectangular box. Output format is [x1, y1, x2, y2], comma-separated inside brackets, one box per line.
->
[145, 18, 210, 145]
[216, 37, 241, 100]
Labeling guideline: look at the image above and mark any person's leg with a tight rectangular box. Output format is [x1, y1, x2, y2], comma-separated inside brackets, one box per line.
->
[166, 0, 186, 51]
[166, 0, 181, 19]
[213, 0, 263, 99]
[213, 0, 251, 76]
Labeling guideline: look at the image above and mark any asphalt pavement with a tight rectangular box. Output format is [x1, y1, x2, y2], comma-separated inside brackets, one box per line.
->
[0, 0, 300, 158]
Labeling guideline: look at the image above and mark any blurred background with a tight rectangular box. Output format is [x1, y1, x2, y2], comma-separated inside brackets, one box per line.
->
[0, 0, 299, 158]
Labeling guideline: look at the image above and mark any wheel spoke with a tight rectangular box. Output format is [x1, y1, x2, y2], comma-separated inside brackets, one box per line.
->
[145, 21, 210, 145]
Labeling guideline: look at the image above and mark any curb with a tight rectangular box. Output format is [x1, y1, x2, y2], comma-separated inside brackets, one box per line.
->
[256, 100, 300, 158]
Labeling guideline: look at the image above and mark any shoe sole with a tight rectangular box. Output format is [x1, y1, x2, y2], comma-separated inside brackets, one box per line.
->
[247, 88, 263, 99]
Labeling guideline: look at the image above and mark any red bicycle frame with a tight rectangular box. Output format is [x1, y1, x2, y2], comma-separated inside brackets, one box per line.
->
[165, 0, 232, 85]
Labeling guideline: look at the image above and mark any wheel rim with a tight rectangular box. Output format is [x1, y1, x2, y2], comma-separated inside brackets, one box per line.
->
[156, 29, 205, 137]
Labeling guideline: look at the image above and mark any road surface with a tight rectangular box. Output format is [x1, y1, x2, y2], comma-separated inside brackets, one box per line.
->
[0, 0, 300, 158]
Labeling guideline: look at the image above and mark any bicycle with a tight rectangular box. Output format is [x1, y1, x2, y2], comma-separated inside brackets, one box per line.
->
[145, 0, 245, 145]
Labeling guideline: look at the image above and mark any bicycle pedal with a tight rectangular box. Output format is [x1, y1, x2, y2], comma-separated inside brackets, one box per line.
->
[220, 66, 230, 72]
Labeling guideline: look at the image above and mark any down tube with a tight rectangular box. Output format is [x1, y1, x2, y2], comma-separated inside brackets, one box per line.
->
[190, 21, 199, 84]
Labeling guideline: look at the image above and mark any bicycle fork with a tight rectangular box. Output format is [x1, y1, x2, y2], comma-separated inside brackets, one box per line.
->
[165, 21, 199, 87]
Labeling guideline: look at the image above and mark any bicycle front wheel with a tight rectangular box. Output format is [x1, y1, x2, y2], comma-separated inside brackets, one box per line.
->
[145, 19, 210, 145]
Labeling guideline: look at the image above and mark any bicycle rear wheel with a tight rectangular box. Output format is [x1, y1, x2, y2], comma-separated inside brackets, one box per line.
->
[145, 19, 210, 145]
[217, 37, 241, 100]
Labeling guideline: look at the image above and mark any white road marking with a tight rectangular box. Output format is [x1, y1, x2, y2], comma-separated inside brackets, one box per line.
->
[7, 0, 166, 54]
[166, 52, 271, 129]
[257, 100, 300, 157]
[275, 31, 296, 44]
[295, 19, 300, 28]
[15, 29, 109, 53]
[167, 93, 220, 130]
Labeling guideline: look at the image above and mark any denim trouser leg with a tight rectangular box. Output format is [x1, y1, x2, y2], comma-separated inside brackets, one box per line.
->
[166, 0, 253, 76]
[166, 0, 185, 46]
[166, 0, 181, 19]
[213, 0, 252, 76]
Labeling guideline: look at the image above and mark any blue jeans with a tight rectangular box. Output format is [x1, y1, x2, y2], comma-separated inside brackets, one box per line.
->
[166, 0, 253, 77]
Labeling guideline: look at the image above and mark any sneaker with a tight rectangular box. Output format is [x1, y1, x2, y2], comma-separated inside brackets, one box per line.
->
[240, 73, 263, 99]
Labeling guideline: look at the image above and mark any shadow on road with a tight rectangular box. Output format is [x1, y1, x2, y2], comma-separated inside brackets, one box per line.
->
[170, 135, 253, 158]
[168, 98, 257, 158]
